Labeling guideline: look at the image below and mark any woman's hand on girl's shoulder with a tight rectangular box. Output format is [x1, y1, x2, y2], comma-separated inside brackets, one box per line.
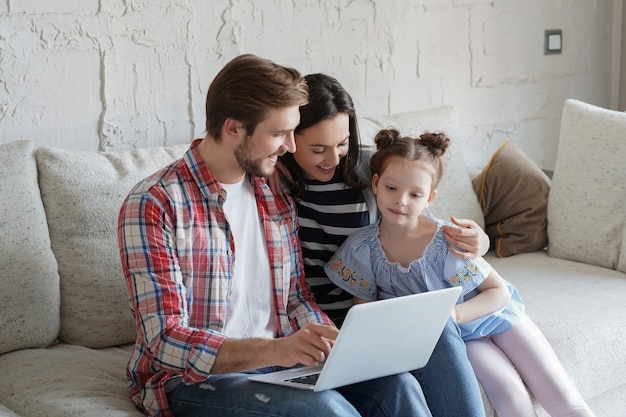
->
[442, 216, 490, 259]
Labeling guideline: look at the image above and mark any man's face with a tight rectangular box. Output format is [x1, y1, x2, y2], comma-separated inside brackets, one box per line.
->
[234, 106, 300, 177]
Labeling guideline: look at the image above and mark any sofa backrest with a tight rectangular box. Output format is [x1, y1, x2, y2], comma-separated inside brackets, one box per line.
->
[548, 99, 626, 272]
[0, 105, 484, 351]
[36, 144, 188, 348]
[0, 140, 60, 355]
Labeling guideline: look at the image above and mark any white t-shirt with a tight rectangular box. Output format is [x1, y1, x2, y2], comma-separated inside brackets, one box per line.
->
[220, 176, 277, 338]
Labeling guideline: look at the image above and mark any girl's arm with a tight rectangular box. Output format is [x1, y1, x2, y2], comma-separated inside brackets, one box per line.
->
[452, 269, 510, 324]
[442, 216, 490, 258]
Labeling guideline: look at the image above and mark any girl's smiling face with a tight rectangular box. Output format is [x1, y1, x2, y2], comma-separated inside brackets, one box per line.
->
[372, 156, 437, 228]
[293, 113, 350, 182]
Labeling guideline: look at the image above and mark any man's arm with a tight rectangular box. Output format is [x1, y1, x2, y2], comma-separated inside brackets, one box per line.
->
[208, 187, 338, 373]
[211, 323, 339, 372]
[119, 190, 227, 381]
[275, 190, 336, 329]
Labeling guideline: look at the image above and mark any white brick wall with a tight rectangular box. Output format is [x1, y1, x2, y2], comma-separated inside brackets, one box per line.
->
[0, 0, 620, 169]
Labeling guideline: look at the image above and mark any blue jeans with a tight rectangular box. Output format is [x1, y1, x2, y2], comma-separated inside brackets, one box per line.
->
[411, 318, 486, 417]
[167, 371, 432, 417]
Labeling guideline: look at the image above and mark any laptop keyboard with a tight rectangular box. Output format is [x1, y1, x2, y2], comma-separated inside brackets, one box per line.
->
[285, 372, 320, 386]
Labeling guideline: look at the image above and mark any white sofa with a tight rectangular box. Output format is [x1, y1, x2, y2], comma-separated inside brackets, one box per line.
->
[1, 99, 624, 417]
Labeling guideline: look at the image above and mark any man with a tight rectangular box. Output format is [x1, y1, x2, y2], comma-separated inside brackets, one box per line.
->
[118, 54, 432, 417]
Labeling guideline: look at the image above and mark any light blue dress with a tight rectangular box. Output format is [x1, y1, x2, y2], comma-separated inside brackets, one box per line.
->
[324, 215, 525, 341]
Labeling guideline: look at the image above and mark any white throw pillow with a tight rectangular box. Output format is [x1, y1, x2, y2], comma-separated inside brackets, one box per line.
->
[547, 99, 626, 273]
[0, 141, 60, 355]
[360, 106, 485, 228]
[36, 144, 188, 348]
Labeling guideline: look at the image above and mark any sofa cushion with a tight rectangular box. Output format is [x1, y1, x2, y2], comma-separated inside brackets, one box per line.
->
[0, 404, 20, 417]
[547, 99, 626, 273]
[0, 140, 60, 355]
[360, 106, 484, 228]
[472, 139, 551, 257]
[0, 343, 143, 417]
[485, 252, 626, 409]
[36, 144, 188, 348]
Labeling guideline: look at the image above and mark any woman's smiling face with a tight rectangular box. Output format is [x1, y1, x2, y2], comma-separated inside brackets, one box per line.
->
[293, 112, 350, 182]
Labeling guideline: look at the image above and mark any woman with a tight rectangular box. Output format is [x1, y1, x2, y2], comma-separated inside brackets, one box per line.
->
[271, 73, 490, 417]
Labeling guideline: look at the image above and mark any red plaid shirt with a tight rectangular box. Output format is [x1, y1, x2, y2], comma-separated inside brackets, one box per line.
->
[118, 139, 332, 416]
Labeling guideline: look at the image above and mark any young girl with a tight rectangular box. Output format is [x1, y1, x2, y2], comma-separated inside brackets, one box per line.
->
[324, 128, 596, 417]
[271, 73, 489, 417]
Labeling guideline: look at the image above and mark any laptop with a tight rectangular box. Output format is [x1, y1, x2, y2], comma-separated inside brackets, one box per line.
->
[248, 286, 462, 392]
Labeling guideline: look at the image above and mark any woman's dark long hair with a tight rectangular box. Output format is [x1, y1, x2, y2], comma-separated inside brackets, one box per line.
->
[279, 73, 367, 197]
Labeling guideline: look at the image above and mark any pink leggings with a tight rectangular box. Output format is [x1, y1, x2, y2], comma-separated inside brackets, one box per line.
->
[465, 314, 596, 417]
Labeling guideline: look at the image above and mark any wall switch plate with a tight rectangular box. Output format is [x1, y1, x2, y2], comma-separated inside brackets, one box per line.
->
[545, 29, 562, 54]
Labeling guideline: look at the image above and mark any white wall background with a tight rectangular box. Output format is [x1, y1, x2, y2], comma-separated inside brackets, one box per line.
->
[0, 0, 621, 169]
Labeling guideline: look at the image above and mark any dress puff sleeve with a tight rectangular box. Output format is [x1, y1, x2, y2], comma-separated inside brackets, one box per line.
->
[324, 225, 378, 301]
[442, 251, 493, 302]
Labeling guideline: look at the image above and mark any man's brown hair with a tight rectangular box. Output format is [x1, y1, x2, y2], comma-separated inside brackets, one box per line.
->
[205, 54, 308, 141]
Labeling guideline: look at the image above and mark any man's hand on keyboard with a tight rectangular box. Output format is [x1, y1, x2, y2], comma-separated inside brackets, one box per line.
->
[274, 323, 338, 367]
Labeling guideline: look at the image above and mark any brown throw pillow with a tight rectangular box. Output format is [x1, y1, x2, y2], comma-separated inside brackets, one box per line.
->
[472, 139, 551, 257]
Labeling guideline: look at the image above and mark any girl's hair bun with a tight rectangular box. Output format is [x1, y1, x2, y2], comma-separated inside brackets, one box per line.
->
[374, 128, 402, 150]
[419, 132, 450, 158]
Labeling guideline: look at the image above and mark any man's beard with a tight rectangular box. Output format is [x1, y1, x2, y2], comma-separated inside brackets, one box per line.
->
[234, 135, 278, 178]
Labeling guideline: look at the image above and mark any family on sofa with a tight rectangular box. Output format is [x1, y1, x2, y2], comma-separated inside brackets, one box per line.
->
[116, 53, 596, 417]
[4, 47, 623, 416]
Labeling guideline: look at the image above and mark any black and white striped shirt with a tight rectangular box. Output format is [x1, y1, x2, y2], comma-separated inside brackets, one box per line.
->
[296, 178, 371, 327]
